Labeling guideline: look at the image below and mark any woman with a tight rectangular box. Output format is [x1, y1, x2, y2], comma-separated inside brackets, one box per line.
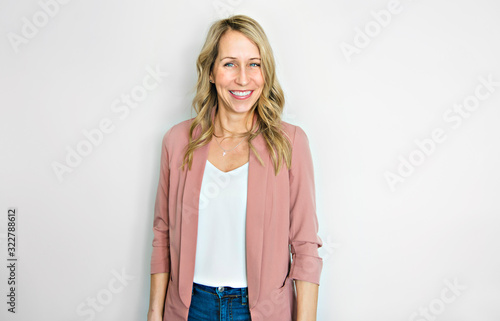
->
[147, 15, 323, 321]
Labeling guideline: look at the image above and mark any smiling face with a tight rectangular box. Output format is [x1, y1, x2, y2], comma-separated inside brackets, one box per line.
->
[210, 29, 264, 115]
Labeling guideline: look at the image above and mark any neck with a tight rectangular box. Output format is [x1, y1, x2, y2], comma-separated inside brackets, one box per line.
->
[214, 106, 255, 137]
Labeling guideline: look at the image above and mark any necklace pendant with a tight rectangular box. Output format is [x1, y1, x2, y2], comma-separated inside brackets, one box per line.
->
[223, 151, 226, 156]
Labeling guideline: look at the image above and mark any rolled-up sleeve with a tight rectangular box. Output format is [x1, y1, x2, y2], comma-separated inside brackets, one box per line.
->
[150, 128, 172, 274]
[288, 125, 323, 285]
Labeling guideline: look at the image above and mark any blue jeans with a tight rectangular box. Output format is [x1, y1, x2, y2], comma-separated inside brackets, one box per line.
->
[188, 282, 251, 321]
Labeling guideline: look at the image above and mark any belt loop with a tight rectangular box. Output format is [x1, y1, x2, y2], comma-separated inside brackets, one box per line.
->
[241, 287, 248, 304]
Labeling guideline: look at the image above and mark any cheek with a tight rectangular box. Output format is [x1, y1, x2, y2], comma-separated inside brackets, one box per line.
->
[216, 86, 228, 97]
[255, 73, 265, 87]
[216, 72, 234, 85]
[256, 79, 265, 91]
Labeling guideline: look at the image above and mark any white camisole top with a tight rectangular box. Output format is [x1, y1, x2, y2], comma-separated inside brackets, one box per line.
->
[192, 159, 249, 287]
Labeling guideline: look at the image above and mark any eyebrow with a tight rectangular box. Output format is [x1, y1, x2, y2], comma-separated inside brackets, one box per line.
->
[220, 57, 261, 61]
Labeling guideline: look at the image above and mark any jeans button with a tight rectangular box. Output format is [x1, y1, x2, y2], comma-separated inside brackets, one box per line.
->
[218, 286, 224, 292]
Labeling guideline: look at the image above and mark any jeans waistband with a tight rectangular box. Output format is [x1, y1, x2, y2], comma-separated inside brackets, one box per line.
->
[193, 282, 248, 298]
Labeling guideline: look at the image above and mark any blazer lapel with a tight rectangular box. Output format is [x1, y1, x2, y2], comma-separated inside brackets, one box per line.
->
[178, 110, 270, 310]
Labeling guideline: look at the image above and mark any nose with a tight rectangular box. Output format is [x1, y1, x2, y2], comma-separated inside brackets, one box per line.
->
[235, 67, 249, 86]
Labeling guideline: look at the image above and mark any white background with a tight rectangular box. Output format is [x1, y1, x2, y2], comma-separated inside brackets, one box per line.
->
[1, 0, 500, 320]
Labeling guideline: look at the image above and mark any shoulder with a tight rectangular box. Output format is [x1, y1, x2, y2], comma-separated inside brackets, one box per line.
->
[281, 121, 313, 171]
[161, 117, 193, 150]
[280, 120, 310, 146]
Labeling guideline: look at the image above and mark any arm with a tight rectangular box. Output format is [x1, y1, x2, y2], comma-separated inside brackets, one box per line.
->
[295, 280, 319, 321]
[148, 129, 173, 319]
[147, 273, 169, 319]
[288, 125, 323, 321]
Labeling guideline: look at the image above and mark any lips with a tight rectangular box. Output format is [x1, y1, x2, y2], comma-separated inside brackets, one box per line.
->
[229, 90, 253, 99]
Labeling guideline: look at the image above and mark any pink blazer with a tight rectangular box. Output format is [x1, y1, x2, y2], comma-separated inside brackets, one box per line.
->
[150, 111, 323, 321]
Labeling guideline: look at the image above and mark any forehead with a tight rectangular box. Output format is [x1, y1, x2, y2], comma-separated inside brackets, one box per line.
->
[217, 30, 260, 58]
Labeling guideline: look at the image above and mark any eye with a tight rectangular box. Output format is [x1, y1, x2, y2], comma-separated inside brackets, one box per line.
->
[224, 62, 234, 67]
[250, 63, 260, 67]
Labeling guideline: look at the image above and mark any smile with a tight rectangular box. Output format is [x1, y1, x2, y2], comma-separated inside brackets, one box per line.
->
[229, 90, 253, 99]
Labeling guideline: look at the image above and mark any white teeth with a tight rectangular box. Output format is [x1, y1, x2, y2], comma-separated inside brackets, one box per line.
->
[230, 90, 252, 96]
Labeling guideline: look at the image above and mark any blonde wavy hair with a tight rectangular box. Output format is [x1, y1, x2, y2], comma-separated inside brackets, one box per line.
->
[181, 15, 292, 176]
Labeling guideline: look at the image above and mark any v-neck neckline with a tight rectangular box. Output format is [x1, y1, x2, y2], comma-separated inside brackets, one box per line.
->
[206, 159, 249, 174]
